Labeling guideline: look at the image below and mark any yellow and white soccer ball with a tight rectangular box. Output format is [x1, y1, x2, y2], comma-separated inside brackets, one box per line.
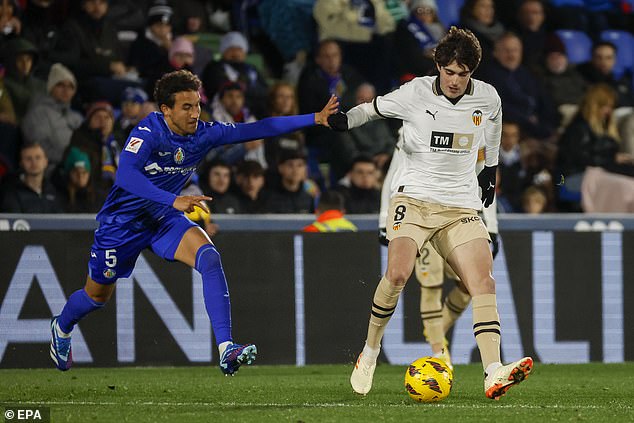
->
[404, 356, 453, 402]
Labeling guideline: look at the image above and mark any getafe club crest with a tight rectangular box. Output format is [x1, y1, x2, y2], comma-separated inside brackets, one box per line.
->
[472, 110, 483, 126]
[103, 268, 116, 279]
[174, 147, 185, 164]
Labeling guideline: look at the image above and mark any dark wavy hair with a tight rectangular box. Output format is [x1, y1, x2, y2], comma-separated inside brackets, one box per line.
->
[154, 70, 202, 108]
[434, 26, 482, 72]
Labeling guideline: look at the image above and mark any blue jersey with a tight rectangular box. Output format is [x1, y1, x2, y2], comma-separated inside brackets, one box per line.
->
[96, 111, 315, 228]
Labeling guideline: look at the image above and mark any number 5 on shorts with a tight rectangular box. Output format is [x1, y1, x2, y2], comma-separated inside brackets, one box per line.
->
[105, 249, 117, 268]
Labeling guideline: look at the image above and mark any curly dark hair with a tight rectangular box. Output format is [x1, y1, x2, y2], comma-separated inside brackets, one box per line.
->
[153, 70, 202, 108]
[434, 26, 482, 72]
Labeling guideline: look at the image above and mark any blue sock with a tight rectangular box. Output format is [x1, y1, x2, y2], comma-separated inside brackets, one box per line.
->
[195, 244, 232, 345]
[57, 289, 105, 334]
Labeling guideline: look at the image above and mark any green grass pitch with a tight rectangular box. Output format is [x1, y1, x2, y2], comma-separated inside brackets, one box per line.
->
[2, 363, 633, 422]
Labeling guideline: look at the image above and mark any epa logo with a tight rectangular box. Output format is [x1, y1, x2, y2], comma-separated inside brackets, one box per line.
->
[4, 406, 50, 422]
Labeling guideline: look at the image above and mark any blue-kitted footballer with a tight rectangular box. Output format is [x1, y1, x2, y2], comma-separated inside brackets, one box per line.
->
[50, 70, 339, 375]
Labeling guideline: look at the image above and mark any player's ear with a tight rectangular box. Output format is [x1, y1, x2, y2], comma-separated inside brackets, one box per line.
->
[160, 103, 170, 117]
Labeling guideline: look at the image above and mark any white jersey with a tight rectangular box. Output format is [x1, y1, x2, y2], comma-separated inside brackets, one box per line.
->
[349, 76, 502, 210]
[379, 129, 499, 233]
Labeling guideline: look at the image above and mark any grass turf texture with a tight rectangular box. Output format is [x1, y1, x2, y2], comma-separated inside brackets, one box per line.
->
[1, 363, 633, 422]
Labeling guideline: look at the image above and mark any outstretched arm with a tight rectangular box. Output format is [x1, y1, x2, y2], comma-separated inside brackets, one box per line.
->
[208, 95, 339, 147]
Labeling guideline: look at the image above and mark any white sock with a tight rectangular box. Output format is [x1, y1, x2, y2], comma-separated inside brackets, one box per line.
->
[55, 322, 71, 338]
[485, 361, 502, 377]
[361, 342, 380, 363]
[219, 341, 232, 356]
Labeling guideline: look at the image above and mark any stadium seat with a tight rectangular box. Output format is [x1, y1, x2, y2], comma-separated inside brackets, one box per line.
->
[436, 0, 464, 27]
[600, 30, 634, 79]
[555, 30, 592, 64]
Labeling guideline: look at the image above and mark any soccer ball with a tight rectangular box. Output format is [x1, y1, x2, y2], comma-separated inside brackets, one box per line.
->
[404, 356, 453, 402]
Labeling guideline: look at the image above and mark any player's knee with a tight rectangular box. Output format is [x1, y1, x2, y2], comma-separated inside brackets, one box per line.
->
[472, 275, 495, 294]
[195, 244, 221, 273]
[85, 286, 113, 304]
[386, 268, 410, 287]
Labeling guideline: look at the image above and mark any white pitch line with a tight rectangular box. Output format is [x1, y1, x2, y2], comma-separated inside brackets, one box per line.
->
[9, 401, 633, 410]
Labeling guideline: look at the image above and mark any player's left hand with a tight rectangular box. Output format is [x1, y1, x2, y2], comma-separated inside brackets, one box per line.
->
[173, 195, 212, 214]
[489, 232, 499, 259]
[315, 95, 339, 126]
[477, 165, 497, 207]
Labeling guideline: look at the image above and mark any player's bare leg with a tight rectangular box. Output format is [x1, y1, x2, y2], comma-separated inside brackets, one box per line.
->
[175, 227, 256, 375]
[351, 237, 417, 395]
[447, 238, 532, 399]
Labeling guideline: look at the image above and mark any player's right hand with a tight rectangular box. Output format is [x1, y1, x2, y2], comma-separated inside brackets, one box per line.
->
[315, 94, 339, 126]
[327, 111, 349, 131]
[173, 195, 212, 214]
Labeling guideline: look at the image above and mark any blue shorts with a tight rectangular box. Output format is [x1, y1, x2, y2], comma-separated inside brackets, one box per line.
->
[88, 212, 198, 284]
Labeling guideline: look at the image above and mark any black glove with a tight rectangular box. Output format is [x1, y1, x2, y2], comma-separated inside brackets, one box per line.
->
[489, 232, 499, 259]
[327, 111, 348, 131]
[378, 227, 389, 246]
[477, 165, 497, 207]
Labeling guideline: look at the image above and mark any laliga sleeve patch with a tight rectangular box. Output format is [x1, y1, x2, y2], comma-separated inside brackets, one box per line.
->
[125, 137, 144, 153]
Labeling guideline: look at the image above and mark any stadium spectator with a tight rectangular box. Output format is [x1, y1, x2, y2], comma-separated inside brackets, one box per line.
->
[199, 159, 242, 214]
[335, 154, 381, 214]
[513, 0, 547, 73]
[201, 31, 269, 119]
[496, 120, 525, 212]
[0, 0, 22, 46]
[21, 0, 75, 80]
[104, 0, 146, 32]
[60, 146, 101, 213]
[21, 63, 83, 173]
[234, 159, 267, 214]
[264, 149, 314, 214]
[558, 84, 634, 211]
[297, 39, 364, 183]
[331, 83, 395, 181]
[577, 41, 634, 108]
[0, 72, 19, 168]
[0, 142, 63, 213]
[521, 185, 548, 214]
[313, 0, 395, 94]
[127, 1, 173, 94]
[262, 82, 305, 167]
[460, 0, 505, 61]
[113, 86, 149, 147]
[208, 82, 266, 168]
[63, 0, 132, 102]
[538, 33, 588, 128]
[2, 37, 47, 123]
[303, 190, 358, 232]
[478, 32, 558, 140]
[256, 0, 315, 84]
[63, 101, 120, 194]
[168, 36, 195, 73]
[393, 0, 446, 82]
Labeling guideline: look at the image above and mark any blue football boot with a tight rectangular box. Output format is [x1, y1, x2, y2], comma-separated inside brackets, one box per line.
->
[219, 343, 257, 375]
[50, 316, 72, 371]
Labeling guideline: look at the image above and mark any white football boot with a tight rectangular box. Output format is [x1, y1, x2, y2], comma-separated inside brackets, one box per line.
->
[484, 357, 533, 400]
[350, 353, 377, 395]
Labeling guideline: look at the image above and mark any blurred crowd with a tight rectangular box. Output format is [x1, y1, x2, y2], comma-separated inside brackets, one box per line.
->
[1, 0, 634, 223]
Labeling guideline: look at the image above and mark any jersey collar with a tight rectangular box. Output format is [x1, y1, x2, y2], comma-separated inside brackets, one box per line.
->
[432, 77, 474, 105]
